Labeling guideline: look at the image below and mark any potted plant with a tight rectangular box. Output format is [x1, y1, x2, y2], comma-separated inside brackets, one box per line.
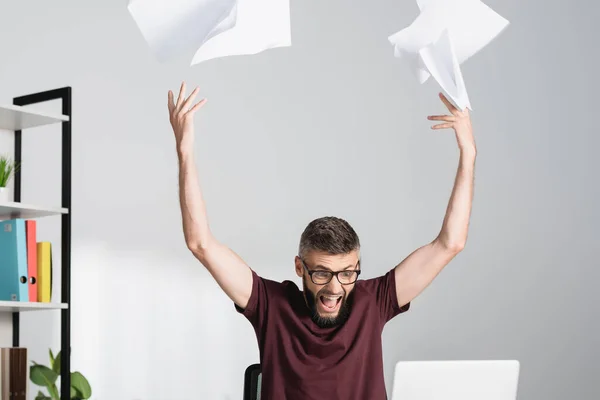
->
[30, 348, 92, 400]
[0, 154, 19, 202]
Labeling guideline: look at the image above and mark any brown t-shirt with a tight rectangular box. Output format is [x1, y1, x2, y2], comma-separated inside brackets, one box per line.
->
[235, 267, 410, 400]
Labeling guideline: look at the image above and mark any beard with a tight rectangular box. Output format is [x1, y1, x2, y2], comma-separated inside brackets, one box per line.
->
[302, 275, 354, 329]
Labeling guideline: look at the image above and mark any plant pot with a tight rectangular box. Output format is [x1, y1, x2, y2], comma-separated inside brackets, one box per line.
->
[0, 186, 10, 203]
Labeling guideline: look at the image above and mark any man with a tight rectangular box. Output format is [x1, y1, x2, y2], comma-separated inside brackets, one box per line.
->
[168, 82, 476, 399]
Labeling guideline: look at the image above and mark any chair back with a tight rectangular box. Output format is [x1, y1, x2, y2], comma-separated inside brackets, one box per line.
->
[243, 363, 262, 400]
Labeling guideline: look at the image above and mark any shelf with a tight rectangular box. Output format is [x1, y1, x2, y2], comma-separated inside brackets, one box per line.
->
[0, 201, 68, 220]
[0, 301, 68, 313]
[0, 104, 69, 131]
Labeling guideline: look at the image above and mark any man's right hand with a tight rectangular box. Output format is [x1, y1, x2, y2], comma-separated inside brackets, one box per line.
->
[168, 81, 207, 153]
[169, 81, 254, 310]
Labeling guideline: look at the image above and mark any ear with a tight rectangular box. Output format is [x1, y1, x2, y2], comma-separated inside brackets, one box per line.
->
[294, 256, 303, 278]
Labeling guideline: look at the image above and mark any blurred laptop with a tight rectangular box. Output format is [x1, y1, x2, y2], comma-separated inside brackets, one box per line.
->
[390, 360, 520, 400]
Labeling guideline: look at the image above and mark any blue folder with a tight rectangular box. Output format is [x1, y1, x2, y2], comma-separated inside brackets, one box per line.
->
[0, 219, 29, 301]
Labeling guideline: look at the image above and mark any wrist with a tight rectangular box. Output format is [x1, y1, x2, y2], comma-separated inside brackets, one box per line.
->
[459, 142, 477, 157]
[177, 145, 194, 160]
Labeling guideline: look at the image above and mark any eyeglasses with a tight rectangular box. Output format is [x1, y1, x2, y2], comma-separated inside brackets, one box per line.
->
[301, 258, 361, 285]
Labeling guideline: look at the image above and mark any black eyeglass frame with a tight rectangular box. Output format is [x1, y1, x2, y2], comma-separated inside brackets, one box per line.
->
[300, 258, 362, 285]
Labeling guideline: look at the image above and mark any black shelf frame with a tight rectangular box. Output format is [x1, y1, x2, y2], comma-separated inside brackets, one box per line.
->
[10, 87, 72, 400]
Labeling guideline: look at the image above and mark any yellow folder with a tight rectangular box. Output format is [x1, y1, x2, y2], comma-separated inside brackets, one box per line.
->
[36, 242, 52, 303]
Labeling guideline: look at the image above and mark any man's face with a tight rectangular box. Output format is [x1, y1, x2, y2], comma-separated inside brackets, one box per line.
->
[295, 250, 360, 328]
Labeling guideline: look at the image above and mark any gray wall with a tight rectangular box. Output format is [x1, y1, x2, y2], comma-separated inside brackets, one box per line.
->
[0, 0, 598, 399]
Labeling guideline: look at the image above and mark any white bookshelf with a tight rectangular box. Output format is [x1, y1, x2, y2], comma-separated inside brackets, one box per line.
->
[0, 301, 68, 313]
[0, 103, 69, 131]
[0, 201, 68, 221]
[0, 89, 74, 399]
[0, 103, 69, 313]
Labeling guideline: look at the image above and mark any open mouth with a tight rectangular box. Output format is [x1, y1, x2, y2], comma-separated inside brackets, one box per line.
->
[319, 295, 342, 313]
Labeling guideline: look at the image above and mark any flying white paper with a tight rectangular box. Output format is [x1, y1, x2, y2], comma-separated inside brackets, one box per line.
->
[127, 0, 291, 65]
[388, 0, 509, 110]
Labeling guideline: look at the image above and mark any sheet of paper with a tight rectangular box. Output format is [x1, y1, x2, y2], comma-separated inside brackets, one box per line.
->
[127, 0, 291, 65]
[388, 0, 509, 110]
[419, 29, 470, 109]
[191, 0, 291, 64]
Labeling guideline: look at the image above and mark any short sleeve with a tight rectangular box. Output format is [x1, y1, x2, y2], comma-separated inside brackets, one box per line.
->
[234, 269, 270, 334]
[359, 267, 410, 325]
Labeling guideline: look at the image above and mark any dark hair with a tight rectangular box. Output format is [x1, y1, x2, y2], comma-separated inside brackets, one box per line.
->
[298, 216, 360, 258]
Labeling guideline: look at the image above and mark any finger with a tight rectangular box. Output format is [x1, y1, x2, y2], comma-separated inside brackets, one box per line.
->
[427, 115, 456, 122]
[176, 81, 186, 108]
[431, 122, 453, 130]
[168, 90, 175, 113]
[439, 92, 458, 114]
[186, 98, 207, 115]
[181, 87, 200, 112]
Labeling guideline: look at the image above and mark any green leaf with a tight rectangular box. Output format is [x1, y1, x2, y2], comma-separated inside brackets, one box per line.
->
[53, 351, 61, 375]
[48, 383, 60, 400]
[70, 385, 77, 399]
[35, 390, 52, 400]
[71, 372, 92, 399]
[30, 364, 59, 386]
[49, 349, 55, 370]
[0, 155, 19, 187]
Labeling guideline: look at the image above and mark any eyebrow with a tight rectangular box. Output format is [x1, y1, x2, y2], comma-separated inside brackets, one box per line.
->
[313, 264, 358, 271]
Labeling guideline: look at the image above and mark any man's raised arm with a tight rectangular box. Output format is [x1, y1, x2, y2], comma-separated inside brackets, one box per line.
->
[393, 93, 476, 308]
[169, 82, 253, 309]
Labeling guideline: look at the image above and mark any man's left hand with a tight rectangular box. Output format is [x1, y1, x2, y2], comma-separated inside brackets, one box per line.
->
[427, 93, 476, 153]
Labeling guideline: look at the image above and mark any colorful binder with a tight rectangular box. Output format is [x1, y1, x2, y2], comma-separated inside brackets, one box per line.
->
[25, 220, 38, 302]
[37, 242, 53, 303]
[0, 219, 29, 302]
